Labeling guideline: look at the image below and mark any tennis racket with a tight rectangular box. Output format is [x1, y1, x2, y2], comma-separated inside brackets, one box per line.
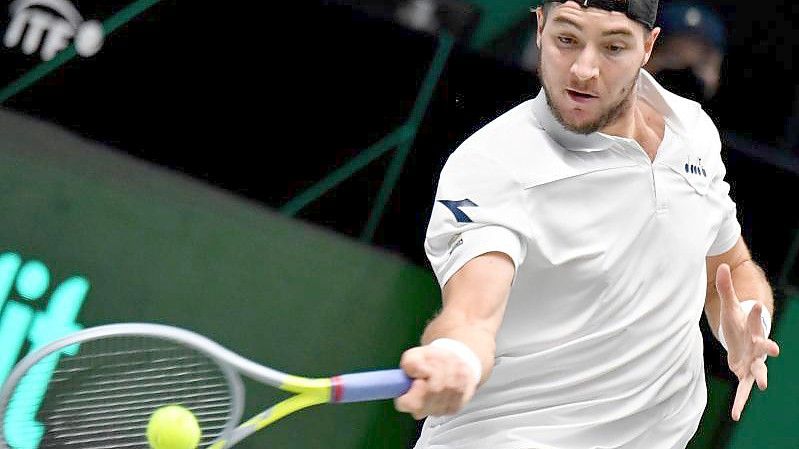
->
[0, 323, 413, 448]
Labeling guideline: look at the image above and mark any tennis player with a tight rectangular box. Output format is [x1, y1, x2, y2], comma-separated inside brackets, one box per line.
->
[395, 1, 781, 448]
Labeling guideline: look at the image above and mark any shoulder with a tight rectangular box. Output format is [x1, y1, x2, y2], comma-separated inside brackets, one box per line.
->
[660, 90, 726, 179]
[663, 90, 721, 150]
[443, 99, 567, 185]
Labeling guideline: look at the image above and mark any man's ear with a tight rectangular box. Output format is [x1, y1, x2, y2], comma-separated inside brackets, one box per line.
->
[536, 7, 545, 49]
[642, 26, 661, 66]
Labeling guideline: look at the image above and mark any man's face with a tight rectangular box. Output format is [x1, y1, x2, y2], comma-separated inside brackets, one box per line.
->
[536, 2, 659, 134]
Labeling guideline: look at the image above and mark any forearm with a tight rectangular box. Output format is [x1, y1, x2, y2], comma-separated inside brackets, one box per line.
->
[706, 260, 774, 338]
[413, 252, 513, 386]
[420, 312, 498, 385]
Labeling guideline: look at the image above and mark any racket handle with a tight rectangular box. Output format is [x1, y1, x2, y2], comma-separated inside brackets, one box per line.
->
[333, 369, 412, 403]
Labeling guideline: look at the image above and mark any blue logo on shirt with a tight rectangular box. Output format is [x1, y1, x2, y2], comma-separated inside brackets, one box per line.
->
[439, 199, 478, 223]
[684, 157, 707, 177]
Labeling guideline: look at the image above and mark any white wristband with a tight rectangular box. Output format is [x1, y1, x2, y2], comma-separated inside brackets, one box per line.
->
[718, 299, 772, 351]
[428, 338, 482, 387]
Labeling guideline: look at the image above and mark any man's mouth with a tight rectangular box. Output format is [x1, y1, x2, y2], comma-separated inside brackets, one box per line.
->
[566, 89, 598, 103]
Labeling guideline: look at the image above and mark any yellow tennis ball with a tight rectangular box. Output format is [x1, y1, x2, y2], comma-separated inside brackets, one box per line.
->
[146, 405, 201, 449]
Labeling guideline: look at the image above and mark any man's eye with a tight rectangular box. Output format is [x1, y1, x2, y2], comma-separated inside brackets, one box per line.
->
[608, 44, 624, 53]
[558, 36, 574, 45]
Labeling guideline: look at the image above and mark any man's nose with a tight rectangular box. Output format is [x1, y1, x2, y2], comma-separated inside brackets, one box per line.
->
[570, 47, 600, 81]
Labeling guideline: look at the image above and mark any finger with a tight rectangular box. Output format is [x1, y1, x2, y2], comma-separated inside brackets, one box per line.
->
[731, 375, 754, 421]
[400, 347, 433, 379]
[427, 358, 475, 417]
[429, 358, 465, 416]
[394, 379, 429, 418]
[394, 379, 427, 411]
[753, 336, 780, 359]
[455, 362, 478, 408]
[440, 362, 465, 416]
[447, 361, 477, 414]
[716, 264, 739, 313]
[424, 360, 445, 396]
[747, 302, 766, 337]
[766, 339, 781, 357]
[751, 360, 768, 391]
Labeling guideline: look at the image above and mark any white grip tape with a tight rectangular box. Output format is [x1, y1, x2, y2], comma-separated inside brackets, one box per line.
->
[718, 299, 772, 352]
[428, 338, 482, 387]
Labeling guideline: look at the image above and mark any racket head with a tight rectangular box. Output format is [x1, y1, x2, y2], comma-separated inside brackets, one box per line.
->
[0, 323, 245, 449]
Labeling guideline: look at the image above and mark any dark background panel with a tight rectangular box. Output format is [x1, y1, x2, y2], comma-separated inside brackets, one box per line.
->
[4, 0, 796, 274]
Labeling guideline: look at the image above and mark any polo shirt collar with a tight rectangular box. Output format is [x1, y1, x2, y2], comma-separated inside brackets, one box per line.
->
[531, 69, 689, 153]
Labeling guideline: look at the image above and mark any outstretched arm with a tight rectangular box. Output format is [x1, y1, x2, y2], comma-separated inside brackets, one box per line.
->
[394, 251, 514, 419]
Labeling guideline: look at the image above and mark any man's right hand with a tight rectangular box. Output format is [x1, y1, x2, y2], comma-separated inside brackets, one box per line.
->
[394, 344, 480, 420]
[394, 252, 515, 420]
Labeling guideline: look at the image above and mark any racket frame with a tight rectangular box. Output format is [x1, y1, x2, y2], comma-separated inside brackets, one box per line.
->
[0, 323, 249, 449]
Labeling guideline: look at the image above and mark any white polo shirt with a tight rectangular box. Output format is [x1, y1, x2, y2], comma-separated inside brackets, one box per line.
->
[417, 70, 740, 449]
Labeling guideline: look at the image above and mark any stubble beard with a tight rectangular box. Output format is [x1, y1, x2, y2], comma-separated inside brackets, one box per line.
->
[538, 54, 640, 135]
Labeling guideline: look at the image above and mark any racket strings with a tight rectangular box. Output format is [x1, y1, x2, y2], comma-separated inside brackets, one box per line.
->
[2, 336, 233, 449]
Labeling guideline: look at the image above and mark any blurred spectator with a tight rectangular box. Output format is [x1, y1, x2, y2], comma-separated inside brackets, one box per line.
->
[645, 1, 727, 103]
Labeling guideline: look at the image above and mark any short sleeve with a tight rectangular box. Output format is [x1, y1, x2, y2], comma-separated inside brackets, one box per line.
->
[705, 133, 741, 256]
[424, 149, 530, 287]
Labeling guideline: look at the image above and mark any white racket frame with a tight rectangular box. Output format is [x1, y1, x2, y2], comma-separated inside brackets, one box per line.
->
[0, 323, 296, 449]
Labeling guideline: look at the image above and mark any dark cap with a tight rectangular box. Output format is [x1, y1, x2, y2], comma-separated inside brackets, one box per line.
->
[659, 1, 726, 52]
[541, 0, 659, 29]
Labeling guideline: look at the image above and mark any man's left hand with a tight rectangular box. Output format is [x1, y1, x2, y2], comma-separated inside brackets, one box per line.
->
[716, 263, 781, 421]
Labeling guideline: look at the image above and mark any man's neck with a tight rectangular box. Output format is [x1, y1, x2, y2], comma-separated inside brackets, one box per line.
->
[599, 95, 639, 140]
[600, 97, 665, 160]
